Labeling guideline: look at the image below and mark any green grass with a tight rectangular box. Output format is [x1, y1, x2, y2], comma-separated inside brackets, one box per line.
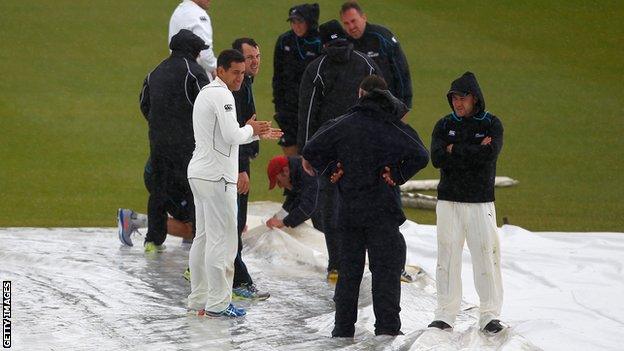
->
[1, 1, 622, 231]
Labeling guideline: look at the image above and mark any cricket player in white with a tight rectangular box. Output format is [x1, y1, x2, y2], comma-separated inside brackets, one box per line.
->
[169, 0, 217, 78]
[187, 49, 280, 317]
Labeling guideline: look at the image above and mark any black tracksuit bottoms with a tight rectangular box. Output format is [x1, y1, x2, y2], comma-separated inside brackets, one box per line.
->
[321, 179, 341, 272]
[234, 186, 253, 288]
[332, 222, 406, 337]
[146, 148, 194, 246]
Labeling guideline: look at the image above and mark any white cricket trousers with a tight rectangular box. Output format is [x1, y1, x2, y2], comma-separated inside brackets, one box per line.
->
[434, 200, 503, 329]
[187, 178, 238, 313]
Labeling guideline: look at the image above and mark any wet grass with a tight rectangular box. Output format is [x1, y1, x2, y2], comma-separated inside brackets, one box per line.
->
[1, 0, 622, 231]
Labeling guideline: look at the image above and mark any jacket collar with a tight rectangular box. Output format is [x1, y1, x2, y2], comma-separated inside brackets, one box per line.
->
[213, 76, 228, 89]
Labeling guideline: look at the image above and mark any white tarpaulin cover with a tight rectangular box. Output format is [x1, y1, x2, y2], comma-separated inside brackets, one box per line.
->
[0, 201, 622, 350]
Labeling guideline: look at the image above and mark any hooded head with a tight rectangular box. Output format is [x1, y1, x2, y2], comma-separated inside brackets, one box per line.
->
[446, 71, 486, 115]
[354, 76, 408, 123]
[319, 19, 348, 46]
[287, 3, 320, 33]
[169, 29, 209, 59]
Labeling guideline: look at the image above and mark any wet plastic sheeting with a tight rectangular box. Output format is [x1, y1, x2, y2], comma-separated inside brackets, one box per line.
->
[0, 202, 538, 350]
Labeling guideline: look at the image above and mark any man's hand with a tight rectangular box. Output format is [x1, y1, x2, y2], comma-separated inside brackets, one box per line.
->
[302, 158, 316, 176]
[246, 114, 271, 136]
[259, 127, 283, 140]
[237, 171, 250, 194]
[330, 162, 344, 183]
[446, 144, 454, 153]
[266, 216, 285, 229]
[381, 166, 396, 186]
[481, 136, 492, 145]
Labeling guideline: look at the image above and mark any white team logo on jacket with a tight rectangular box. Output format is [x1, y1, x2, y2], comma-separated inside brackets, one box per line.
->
[448, 130, 456, 136]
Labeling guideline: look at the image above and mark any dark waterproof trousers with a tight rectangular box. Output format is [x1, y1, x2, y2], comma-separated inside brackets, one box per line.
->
[233, 183, 253, 288]
[321, 179, 341, 272]
[146, 147, 194, 246]
[332, 222, 406, 337]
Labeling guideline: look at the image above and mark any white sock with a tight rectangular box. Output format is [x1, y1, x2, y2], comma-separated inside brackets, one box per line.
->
[133, 212, 148, 228]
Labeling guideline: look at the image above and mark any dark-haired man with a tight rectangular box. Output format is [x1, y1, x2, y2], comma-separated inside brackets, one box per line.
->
[301, 75, 429, 337]
[230, 38, 270, 300]
[428, 72, 505, 334]
[273, 3, 322, 156]
[186, 49, 281, 318]
[340, 1, 412, 108]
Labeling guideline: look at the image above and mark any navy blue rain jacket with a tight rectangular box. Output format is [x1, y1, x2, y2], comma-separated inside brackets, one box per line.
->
[302, 89, 429, 225]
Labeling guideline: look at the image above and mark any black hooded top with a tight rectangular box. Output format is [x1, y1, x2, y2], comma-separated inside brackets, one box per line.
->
[272, 3, 322, 116]
[431, 72, 504, 203]
[302, 89, 429, 225]
[140, 29, 210, 151]
[297, 39, 382, 150]
[348, 23, 413, 108]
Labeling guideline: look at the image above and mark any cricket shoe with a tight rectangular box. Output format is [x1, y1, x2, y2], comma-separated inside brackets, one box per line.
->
[203, 303, 246, 318]
[232, 283, 270, 301]
[400, 269, 414, 283]
[117, 208, 140, 246]
[482, 319, 507, 334]
[428, 320, 452, 330]
[144, 242, 166, 253]
[327, 269, 339, 283]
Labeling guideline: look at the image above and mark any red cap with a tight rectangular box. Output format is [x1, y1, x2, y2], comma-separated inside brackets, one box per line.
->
[267, 156, 289, 190]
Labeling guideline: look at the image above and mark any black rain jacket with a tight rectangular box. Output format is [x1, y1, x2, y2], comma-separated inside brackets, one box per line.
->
[139, 29, 210, 153]
[232, 75, 259, 174]
[349, 23, 413, 108]
[302, 89, 429, 226]
[282, 157, 322, 227]
[297, 41, 381, 149]
[431, 72, 504, 203]
[272, 3, 322, 116]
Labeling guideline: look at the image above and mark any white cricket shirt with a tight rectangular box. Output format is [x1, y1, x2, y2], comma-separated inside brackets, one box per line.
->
[187, 77, 257, 183]
[169, 0, 217, 76]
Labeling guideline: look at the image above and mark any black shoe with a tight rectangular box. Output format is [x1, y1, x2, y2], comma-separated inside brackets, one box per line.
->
[483, 319, 505, 334]
[428, 320, 452, 330]
[375, 330, 404, 336]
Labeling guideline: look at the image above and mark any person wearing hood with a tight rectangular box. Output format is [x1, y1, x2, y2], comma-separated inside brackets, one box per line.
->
[340, 1, 413, 108]
[135, 29, 210, 252]
[272, 3, 322, 156]
[169, 0, 217, 79]
[301, 75, 429, 337]
[429, 72, 506, 334]
[297, 19, 381, 280]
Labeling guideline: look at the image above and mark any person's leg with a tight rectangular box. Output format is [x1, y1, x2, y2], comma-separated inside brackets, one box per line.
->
[321, 180, 341, 272]
[465, 202, 503, 329]
[145, 152, 169, 246]
[165, 177, 195, 240]
[203, 180, 239, 313]
[187, 179, 208, 310]
[368, 224, 405, 335]
[332, 224, 366, 338]
[433, 201, 466, 327]
[233, 190, 253, 287]
[166, 219, 194, 240]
